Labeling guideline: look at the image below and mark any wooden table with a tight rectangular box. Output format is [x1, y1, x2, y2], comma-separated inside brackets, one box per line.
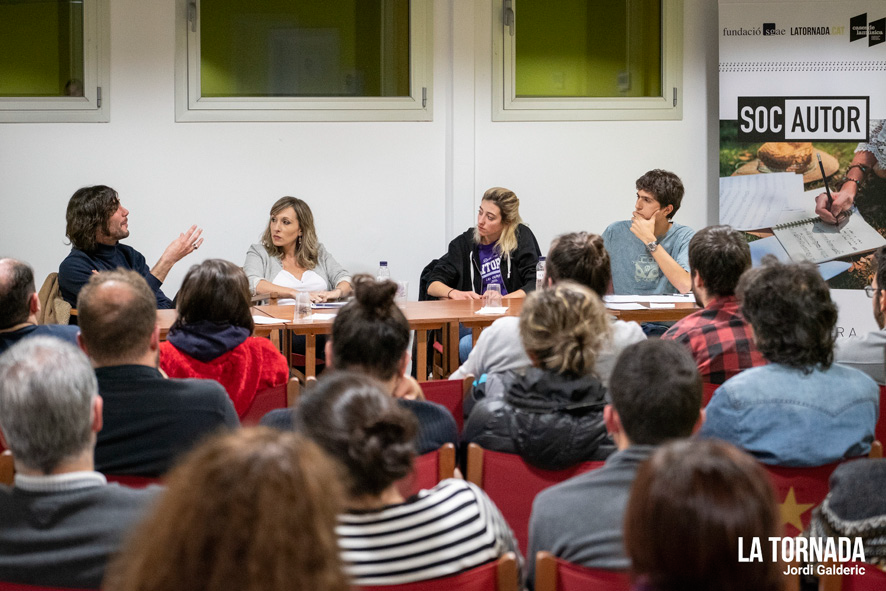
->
[157, 299, 700, 381]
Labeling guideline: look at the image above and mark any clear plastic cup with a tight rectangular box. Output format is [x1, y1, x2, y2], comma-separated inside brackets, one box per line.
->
[483, 284, 502, 308]
[294, 292, 312, 321]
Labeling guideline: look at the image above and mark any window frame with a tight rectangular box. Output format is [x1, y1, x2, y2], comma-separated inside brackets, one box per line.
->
[491, 0, 683, 122]
[0, 0, 109, 123]
[174, 0, 433, 123]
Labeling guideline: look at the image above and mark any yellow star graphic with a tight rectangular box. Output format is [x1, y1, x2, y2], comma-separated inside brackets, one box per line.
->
[779, 487, 815, 532]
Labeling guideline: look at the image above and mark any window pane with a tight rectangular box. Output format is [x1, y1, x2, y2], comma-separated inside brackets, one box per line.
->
[200, 0, 411, 98]
[514, 0, 661, 99]
[0, 0, 85, 97]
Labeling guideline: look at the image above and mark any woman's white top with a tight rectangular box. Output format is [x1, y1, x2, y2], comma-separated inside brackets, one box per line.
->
[272, 269, 328, 304]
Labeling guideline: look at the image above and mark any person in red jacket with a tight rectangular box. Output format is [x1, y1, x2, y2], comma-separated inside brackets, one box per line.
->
[160, 259, 288, 418]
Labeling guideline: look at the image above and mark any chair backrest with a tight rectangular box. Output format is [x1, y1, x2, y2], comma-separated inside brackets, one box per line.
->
[104, 474, 162, 488]
[0, 451, 14, 486]
[35, 272, 71, 326]
[396, 443, 456, 497]
[819, 561, 886, 591]
[534, 552, 630, 591]
[762, 462, 841, 536]
[419, 377, 472, 432]
[465, 443, 605, 555]
[355, 552, 519, 591]
[877, 385, 886, 446]
[240, 380, 289, 426]
[701, 382, 718, 407]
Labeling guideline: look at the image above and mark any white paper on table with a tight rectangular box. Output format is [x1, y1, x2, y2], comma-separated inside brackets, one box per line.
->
[476, 306, 509, 315]
[604, 294, 696, 304]
[252, 315, 284, 325]
[649, 303, 676, 309]
[604, 302, 647, 311]
[310, 313, 337, 320]
[719, 173, 807, 231]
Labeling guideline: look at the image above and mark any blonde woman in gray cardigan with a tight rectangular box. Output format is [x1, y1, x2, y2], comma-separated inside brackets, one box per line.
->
[244, 197, 352, 304]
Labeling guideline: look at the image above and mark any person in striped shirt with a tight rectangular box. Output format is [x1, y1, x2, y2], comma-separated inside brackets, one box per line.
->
[296, 371, 522, 586]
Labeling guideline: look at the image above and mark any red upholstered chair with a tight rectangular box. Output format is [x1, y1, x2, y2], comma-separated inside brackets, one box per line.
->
[0, 583, 91, 591]
[534, 552, 630, 591]
[701, 382, 719, 407]
[103, 474, 162, 488]
[762, 461, 841, 537]
[877, 385, 886, 446]
[240, 377, 298, 426]
[465, 443, 605, 555]
[819, 562, 886, 591]
[420, 376, 473, 432]
[355, 552, 520, 591]
[762, 444, 883, 537]
[396, 443, 457, 497]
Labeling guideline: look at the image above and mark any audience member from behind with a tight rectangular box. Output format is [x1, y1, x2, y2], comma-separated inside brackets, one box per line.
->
[104, 428, 348, 591]
[296, 372, 520, 586]
[59, 185, 203, 308]
[0, 258, 79, 355]
[804, 458, 886, 568]
[662, 225, 766, 384]
[624, 439, 782, 591]
[244, 196, 352, 304]
[159, 259, 288, 418]
[700, 257, 878, 466]
[834, 245, 886, 384]
[451, 232, 644, 386]
[462, 282, 614, 469]
[78, 270, 238, 477]
[527, 340, 702, 583]
[0, 338, 159, 589]
[602, 169, 693, 295]
[262, 276, 457, 454]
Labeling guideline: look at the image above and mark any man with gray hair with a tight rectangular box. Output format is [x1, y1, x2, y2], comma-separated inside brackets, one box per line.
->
[77, 269, 238, 476]
[0, 337, 159, 589]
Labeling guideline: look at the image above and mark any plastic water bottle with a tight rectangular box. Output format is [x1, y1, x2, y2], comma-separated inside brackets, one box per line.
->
[535, 256, 546, 291]
[377, 261, 390, 282]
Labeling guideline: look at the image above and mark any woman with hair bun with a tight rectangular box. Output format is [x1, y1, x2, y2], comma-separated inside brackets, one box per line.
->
[261, 275, 457, 454]
[104, 428, 350, 591]
[296, 371, 520, 586]
[463, 282, 614, 469]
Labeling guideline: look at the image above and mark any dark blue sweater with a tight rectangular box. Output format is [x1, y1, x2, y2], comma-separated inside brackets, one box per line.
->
[58, 243, 174, 308]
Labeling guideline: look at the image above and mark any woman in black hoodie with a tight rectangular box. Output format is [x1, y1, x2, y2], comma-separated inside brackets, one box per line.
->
[462, 281, 615, 469]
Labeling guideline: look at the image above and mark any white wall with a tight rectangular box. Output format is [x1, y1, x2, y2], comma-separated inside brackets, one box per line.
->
[0, 0, 719, 299]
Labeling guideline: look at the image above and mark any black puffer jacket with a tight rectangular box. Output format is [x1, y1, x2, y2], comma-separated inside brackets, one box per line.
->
[462, 367, 615, 470]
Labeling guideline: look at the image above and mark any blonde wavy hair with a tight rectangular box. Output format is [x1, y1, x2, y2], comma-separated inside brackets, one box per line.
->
[260, 197, 319, 270]
[519, 281, 612, 376]
[473, 187, 524, 257]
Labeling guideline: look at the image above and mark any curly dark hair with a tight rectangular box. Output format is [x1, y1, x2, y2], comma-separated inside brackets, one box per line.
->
[636, 170, 685, 219]
[688, 225, 751, 298]
[295, 371, 417, 498]
[737, 256, 837, 371]
[65, 185, 120, 252]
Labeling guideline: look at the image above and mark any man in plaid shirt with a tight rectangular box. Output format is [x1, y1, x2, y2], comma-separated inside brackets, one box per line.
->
[662, 225, 765, 384]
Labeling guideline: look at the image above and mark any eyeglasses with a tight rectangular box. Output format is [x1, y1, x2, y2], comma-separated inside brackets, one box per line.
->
[865, 285, 877, 298]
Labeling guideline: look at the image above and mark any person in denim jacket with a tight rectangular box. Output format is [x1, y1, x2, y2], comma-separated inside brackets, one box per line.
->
[700, 257, 878, 467]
